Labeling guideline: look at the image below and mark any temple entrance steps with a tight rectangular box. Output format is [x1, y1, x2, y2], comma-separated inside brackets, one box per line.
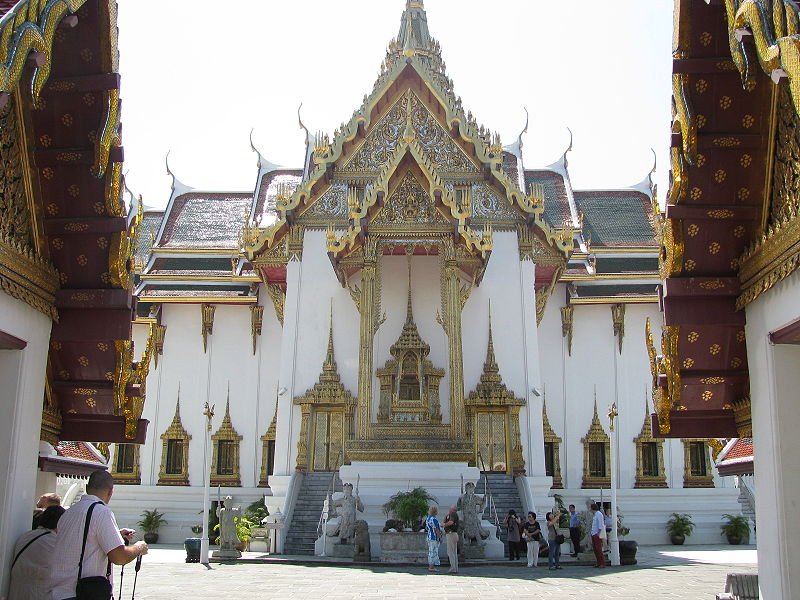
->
[477, 473, 524, 557]
[284, 471, 342, 555]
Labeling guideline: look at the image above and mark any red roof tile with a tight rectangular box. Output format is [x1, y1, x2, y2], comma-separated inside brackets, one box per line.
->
[56, 441, 105, 465]
[724, 438, 753, 460]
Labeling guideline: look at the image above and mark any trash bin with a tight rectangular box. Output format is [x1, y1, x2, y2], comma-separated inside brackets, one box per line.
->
[184, 537, 201, 563]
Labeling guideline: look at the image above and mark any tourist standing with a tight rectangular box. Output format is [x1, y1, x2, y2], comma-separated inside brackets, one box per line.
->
[604, 507, 613, 553]
[443, 505, 460, 574]
[425, 506, 442, 572]
[503, 510, 522, 560]
[522, 512, 542, 567]
[9, 505, 65, 599]
[568, 504, 581, 557]
[590, 503, 606, 568]
[546, 510, 562, 570]
[50, 471, 148, 600]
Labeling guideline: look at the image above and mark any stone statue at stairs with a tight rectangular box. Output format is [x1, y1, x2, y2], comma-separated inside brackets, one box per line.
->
[214, 496, 242, 558]
[327, 483, 364, 544]
[458, 482, 489, 545]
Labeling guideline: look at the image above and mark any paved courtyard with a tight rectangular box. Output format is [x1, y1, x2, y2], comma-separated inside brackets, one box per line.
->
[125, 545, 757, 599]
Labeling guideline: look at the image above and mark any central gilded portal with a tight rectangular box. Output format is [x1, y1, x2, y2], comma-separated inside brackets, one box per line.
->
[377, 263, 444, 424]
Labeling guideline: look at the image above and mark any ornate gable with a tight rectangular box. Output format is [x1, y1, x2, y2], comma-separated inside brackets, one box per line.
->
[371, 169, 449, 228]
[243, 1, 576, 271]
[343, 90, 478, 175]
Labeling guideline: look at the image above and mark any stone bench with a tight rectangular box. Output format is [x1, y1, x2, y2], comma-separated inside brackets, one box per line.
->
[715, 573, 759, 600]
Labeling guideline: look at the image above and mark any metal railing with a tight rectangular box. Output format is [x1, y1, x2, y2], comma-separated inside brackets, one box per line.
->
[478, 454, 500, 528]
[316, 450, 344, 541]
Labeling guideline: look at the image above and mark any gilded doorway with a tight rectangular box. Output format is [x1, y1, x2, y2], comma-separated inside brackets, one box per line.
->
[475, 411, 508, 472]
[311, 410, 345, 472]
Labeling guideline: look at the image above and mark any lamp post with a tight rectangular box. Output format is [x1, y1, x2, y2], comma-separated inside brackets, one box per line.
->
[607, 402, 620, 566]
[200, 401, 215, 565]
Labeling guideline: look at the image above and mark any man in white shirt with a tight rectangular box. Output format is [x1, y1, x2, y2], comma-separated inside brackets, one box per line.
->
[50, 470, 148, 600]
[590, 503, 606, 568]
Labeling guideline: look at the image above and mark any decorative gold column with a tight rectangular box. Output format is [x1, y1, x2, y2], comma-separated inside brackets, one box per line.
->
[441, 239, 466, 439]
[356, 237, 380, 439]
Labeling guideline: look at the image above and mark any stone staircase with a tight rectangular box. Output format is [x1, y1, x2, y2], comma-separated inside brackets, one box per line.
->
[284, 471, 342, 555]
[478, 473, 524, 557]
[736, 476, 756, 543]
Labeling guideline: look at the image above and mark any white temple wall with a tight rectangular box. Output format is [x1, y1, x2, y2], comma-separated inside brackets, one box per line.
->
[129, 298, 283, 488]
[273, 229, 360, 476]
[462, 231, 529, 400]
[743, 269, 800, 600]
[0, 293, 51, 596]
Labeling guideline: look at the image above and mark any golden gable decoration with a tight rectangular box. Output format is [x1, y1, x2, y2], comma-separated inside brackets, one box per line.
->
[258, 413, 277, 488]
[211, 392, 243, 486]
[465, 314, 525, 475]
[111, 443, 141, 485]
[633, 399, 667, 488]
[541, 395, 563, 488]
[682, 438, 715, 489]
[581, 396, 611, 488]
[158, 391, 191, 486]
[294, 314, 356, 471]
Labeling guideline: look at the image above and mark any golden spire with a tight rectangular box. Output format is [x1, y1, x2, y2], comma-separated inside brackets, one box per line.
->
[323, 300, 337, 376]
[481, 303, 501, 384]
[170, 384, 182, 425]
[405, 257, 414, 325]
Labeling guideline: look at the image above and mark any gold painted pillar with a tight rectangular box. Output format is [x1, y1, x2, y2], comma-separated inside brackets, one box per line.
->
[441, 239, 466, 439]
[356, 238, 379, 439]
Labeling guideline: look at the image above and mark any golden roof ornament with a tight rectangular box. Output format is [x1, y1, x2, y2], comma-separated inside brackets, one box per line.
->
[398, 0, 432, 56]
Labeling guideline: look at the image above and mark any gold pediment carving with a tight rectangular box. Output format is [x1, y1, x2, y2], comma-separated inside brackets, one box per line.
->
[343, 90, 479, 175]
[370, 169, 449, 228]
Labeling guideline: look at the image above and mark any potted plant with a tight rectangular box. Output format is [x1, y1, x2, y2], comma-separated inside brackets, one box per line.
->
[382, 487, 437, 531]
[138, 509, 167, 544]
[190, 525, 203, 535]
[721, 514, 749, 545]
[666, 512, 694, 545]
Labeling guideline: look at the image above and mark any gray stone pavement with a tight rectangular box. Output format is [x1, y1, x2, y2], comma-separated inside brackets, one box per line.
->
[123, 545, 757, 599]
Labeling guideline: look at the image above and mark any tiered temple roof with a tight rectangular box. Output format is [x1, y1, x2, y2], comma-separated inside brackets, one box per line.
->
[133, 0, 659, 311]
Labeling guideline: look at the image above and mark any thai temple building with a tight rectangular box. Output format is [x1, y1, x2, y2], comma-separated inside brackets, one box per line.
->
[107, 1, 742, 552]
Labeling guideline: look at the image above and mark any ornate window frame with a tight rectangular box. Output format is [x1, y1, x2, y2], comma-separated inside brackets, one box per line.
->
[682, 439, 715, 488]
[581, 401, 611, 488]
[111, 443, 141, 485]
[158, 394, 191, 486]
[633, 402, 667, 488]
[211, 397, 242, 487]
[541, 396, 562, 488]
[258, 414, 277, 487]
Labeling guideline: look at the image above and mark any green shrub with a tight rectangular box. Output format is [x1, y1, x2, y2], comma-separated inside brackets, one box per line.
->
[138, 509, 167, 533]
[666, 512, 695, 537]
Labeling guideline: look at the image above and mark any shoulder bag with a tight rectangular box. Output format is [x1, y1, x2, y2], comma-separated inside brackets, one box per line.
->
[75, 501, 112, 600]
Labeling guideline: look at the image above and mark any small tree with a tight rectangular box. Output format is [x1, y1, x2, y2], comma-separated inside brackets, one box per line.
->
[382, 487, 437, 530]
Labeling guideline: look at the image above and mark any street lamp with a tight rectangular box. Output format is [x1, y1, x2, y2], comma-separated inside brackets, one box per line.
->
[607, 402, 620, 566]
[200, 401, 215, 565]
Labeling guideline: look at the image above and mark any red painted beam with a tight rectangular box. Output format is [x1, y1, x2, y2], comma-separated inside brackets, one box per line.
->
[0, 330, 27, 349]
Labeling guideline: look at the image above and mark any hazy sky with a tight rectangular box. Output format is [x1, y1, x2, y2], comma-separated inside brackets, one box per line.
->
[117, 1, 674, 209]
